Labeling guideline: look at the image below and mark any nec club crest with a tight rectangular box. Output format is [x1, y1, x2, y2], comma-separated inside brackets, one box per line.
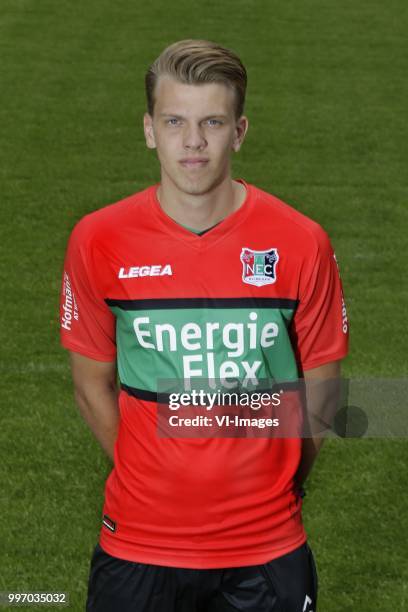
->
[240, 247, 279, 287]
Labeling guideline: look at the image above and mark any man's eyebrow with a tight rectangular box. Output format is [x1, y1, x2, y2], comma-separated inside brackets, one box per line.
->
[159, 113, 229, 120]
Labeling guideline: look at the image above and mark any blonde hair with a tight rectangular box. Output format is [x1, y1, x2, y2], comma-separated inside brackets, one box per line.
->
[145, 39, 247, 119]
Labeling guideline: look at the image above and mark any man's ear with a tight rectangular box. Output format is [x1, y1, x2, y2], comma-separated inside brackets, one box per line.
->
[143, 113, 156, 149]
[232, 115, 249, 153]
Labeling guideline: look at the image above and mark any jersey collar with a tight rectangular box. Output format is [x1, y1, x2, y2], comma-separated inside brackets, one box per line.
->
[148, 178, 254, 251]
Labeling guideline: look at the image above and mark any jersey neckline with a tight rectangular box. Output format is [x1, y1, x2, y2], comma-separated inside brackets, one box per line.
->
[148, 178, 255, 250]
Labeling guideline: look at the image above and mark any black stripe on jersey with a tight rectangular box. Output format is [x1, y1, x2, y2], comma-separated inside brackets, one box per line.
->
[121, 384, 159, 402]
[121, 381, 303, 403]
[105, 297, 299, 310]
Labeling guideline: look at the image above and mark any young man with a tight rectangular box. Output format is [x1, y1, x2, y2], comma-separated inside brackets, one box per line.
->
[60, 39, 349, 611]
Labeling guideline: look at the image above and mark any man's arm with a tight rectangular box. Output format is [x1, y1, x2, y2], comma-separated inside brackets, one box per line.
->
[69, 351, 119, 462]
[294, 359, 342, 489]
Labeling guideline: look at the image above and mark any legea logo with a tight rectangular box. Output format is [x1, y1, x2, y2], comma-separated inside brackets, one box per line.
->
[118, 265, 173, 278]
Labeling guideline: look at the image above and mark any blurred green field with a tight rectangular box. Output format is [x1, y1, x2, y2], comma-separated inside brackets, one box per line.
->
[1, 0, 407, 610]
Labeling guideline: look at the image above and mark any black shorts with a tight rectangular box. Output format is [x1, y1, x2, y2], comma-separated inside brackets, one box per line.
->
[86, 542, 318, 612]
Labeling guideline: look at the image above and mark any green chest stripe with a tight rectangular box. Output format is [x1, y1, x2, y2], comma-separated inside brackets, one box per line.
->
[108, 304, 299, 391]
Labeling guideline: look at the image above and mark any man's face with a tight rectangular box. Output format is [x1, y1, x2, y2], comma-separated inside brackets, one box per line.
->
[143, 76, 248, 196]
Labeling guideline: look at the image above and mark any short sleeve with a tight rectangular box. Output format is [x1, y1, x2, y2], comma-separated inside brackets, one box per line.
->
[290, 229, 349, 372]
[59, 221, 117, 361]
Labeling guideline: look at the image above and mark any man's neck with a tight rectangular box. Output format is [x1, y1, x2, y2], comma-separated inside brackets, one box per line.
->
[156, 175, 247, 232]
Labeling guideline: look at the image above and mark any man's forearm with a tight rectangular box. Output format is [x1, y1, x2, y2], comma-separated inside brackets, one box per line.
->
[294, 437, 325, 489]
[294, 360, 342, 490]
[74, 385, 119, 461]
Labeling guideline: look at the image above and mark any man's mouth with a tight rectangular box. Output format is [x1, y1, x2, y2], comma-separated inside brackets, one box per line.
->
[179, 158, 209, 168]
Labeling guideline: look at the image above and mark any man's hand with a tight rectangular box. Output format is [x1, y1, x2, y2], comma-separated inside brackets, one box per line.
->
[294, 360, 342, 490]
[69, 352, 119, 462]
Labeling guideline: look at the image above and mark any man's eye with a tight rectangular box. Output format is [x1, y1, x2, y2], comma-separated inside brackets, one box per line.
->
[167, 118, 181, 126]
[206, 119, 221, 126]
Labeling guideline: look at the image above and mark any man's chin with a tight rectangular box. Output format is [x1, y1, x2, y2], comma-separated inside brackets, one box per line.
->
[172, 174, 225, 197]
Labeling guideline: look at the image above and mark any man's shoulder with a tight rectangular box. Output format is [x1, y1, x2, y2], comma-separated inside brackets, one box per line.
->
[250, 182, 331, 251]
[68, 185, 154, 245]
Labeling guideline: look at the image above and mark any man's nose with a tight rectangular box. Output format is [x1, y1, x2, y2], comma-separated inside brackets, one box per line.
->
[183, 123, 207, 149]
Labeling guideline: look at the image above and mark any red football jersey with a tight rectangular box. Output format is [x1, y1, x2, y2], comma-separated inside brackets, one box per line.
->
[60, 179, 349, 568]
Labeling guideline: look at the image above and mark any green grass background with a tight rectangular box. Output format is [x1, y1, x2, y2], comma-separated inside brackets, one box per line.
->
[1, 0, 407, 609]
